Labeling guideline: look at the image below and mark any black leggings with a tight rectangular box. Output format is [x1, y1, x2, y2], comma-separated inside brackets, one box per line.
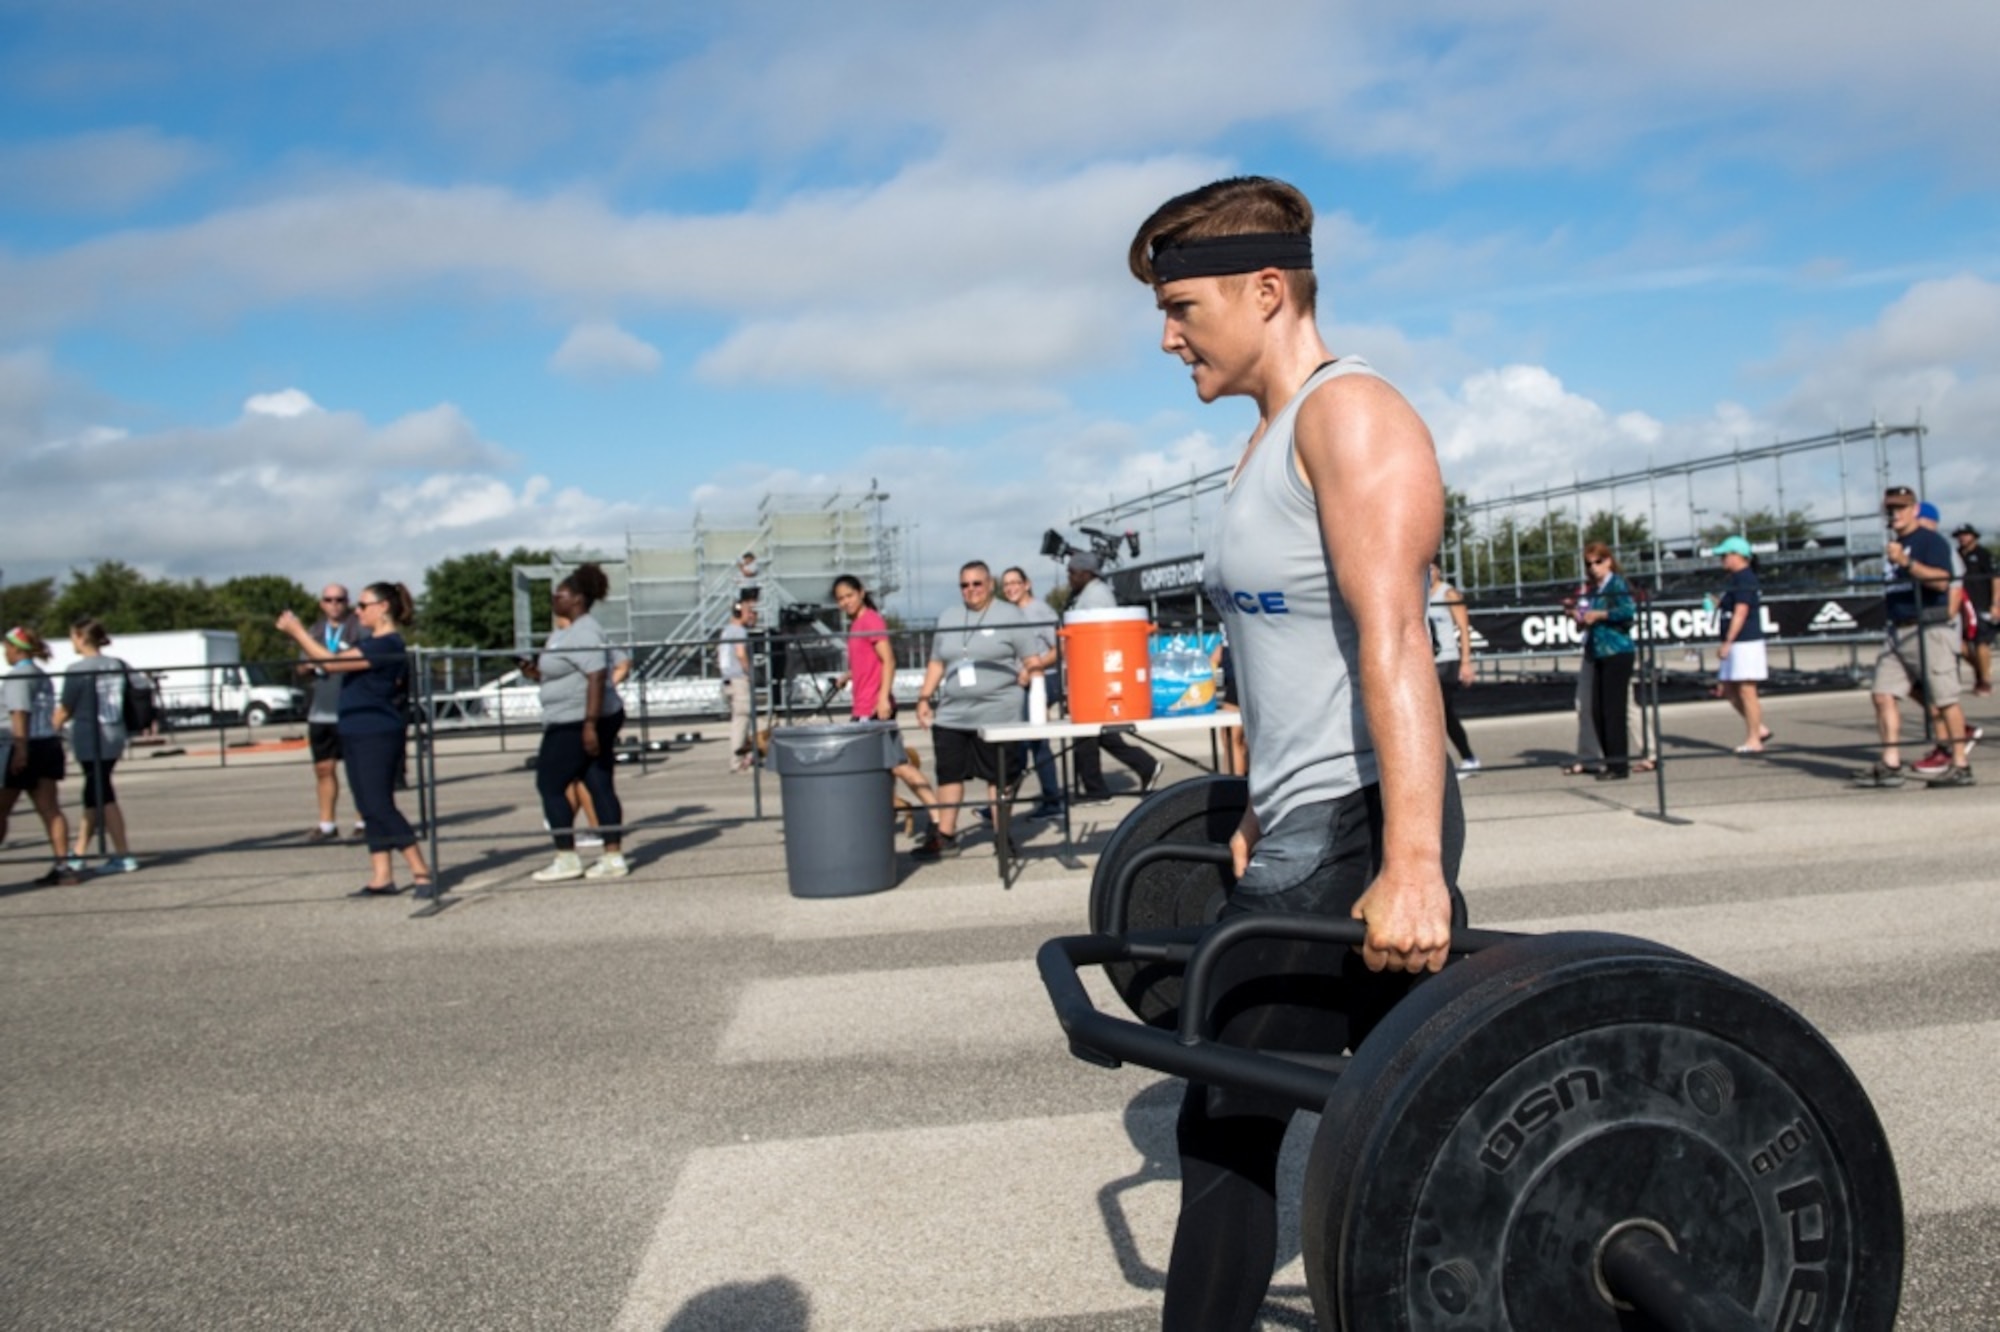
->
[1590, 651, 1636, 775]
[537, 714, 624, 851]
[1435, 663, 1475, 762]
[1161, 780, 1466, 1331]
[342, 729, 417, 853]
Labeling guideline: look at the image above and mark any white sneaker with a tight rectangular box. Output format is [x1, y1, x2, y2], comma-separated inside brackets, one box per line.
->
[574, 830, 604, 850]
[531, 852, 585, 883]
[102, 856, 141, 874]
[1457, 757, 1481, 775]
[584, 853, 629, 880]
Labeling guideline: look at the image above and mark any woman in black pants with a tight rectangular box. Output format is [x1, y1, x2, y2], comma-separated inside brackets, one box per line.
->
[278, 584, 433, 895]
[1576, 542, 1639, 780]
[524, 564, 626, 882]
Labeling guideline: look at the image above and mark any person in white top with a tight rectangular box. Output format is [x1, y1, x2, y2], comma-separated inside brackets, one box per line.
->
[718, 601, 757, 772]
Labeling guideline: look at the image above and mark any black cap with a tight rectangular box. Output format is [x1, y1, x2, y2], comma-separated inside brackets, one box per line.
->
[1952, 523, 1980, 539]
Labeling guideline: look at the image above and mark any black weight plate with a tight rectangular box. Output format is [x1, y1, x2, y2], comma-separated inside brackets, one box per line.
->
[1300, 932, 1903, 1331]
[1085, 774, 1247, 1028]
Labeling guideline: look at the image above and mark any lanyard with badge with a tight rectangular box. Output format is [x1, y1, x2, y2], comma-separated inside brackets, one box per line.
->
[954, 605, 992, 692]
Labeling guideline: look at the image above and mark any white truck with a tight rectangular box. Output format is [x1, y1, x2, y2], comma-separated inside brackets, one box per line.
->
[45, 629, 306, 729]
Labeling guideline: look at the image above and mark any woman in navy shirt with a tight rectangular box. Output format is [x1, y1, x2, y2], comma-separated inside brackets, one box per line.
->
[278, 584, 433, 896]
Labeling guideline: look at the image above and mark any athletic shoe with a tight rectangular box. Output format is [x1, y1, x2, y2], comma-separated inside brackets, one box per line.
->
[1138, 765, 1163, 796]
[1910, 748, 1952, 779]
[101, 856, 140, 874]
[531, 852, 585, 882]
[1850, 763, 1905, 789]
[584, 853, 629, 879]
[305, 826, 340, 844]
[574, 830, 604, 851]
[33, 864, 82, 887]
[911, 831, 960, 861]
[1457, 757, 1482, 775]
[1023, 801, 1065, 821]
[1923, 764, 1976, 788]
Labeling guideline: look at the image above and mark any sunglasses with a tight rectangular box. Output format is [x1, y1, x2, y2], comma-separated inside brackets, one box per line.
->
[355, 599, 383, 610]
[321, 595, 348, 603]
[961, 580, 988, 589]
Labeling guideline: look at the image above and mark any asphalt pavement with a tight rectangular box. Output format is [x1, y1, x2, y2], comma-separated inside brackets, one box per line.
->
[2, 687, 1995, 1330]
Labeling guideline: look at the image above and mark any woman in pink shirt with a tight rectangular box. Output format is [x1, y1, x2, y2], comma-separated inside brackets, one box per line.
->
[833, 574, 894, 721]
[831, 574, 940, 845]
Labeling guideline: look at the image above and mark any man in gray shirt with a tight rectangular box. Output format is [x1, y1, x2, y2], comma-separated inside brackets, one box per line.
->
[914, 561, 1050, 858]
[299, 583, 365, 842]
[1065, 552, 1162, 801]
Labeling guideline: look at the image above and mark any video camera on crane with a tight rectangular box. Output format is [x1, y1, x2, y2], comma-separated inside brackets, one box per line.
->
[1039, 525, 1142, 568]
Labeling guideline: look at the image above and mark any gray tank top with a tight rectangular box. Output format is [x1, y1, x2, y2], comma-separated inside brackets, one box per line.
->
[1203, 358, 1404, 832]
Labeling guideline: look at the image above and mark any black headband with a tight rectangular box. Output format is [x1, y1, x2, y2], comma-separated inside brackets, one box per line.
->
[1150, 232, 1313, 283]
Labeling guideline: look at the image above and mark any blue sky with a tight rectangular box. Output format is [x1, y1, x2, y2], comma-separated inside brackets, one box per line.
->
[4, 0, 1997, 614]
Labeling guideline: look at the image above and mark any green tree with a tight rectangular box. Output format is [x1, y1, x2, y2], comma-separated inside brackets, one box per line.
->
[1700, 506, 1816, 547]
[213, 574, 316, 668]
[49, 561, 224, 634]
[421, 546, 554, 649]
[0, 576, 56, 635]
[1454, 508, 1651, 596]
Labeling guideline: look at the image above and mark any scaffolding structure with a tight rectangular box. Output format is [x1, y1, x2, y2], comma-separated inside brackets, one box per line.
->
[1447, 420, 1927, 598]
[512, 487, 900, 678]
[1067, 420, 1931, 604]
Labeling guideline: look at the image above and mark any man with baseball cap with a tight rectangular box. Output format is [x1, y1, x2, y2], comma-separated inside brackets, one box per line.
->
[1855, 487, 1973, 787]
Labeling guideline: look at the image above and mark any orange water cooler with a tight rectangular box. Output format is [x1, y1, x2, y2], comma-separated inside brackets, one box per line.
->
[1059, 608, 1155, 723]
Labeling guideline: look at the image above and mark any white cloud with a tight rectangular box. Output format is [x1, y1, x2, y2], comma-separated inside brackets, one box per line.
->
[243, 387, 321, 418]
[0, 127, 216, 214]
[548, 321, 662, 381]
[0, 157, 1215, 420]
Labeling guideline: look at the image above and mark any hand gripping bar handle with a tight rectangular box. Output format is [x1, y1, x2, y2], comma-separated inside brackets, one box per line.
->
[1037, 919, 1519, 1115]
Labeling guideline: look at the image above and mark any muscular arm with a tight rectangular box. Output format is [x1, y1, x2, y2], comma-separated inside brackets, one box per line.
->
[1294, 375, 1452, 972]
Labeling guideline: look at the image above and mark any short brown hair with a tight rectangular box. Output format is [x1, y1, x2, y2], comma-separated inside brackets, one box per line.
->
[1128, 176, 1318, 313]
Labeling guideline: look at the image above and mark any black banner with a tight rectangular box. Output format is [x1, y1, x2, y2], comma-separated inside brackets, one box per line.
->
[1466, 595, 1887, 655]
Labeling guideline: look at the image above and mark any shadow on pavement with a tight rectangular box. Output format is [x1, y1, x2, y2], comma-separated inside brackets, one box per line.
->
[658, 1275, 810, 1331]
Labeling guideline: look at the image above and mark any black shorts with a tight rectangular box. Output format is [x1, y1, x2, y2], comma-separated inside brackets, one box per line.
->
[309, 723, 343, 763]
[930, 724, 1011, 786]
[78, 758, 119, 810]
[4, 737, 66, 791]
[1201, 777, 1467, 1115]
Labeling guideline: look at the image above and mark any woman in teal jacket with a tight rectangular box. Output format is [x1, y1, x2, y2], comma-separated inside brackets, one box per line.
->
[1577, 542, 1638, 780]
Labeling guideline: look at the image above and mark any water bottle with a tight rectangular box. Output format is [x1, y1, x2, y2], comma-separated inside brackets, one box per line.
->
[1028, 673, 1048, 725]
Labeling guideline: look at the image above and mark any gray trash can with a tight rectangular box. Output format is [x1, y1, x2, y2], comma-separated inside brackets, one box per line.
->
[769, 722, 905, 898]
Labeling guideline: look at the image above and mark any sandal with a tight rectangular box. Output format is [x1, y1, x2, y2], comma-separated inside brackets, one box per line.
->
[1560, 763, 1600, 776]
[1633, 759, 1656, 773]
[351, 883, 404, 897]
